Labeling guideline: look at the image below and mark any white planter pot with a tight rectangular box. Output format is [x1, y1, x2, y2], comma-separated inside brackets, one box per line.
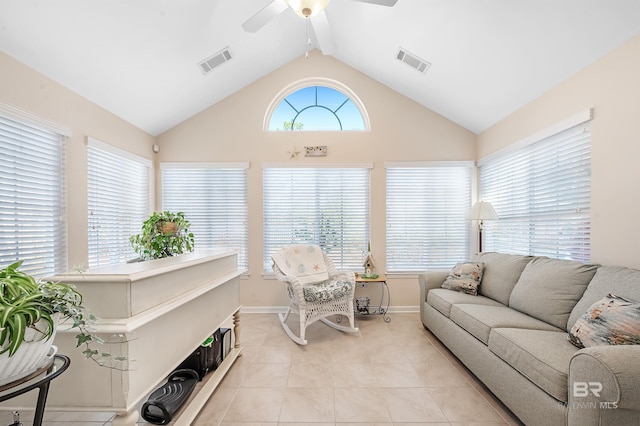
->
[0, 314, 58, 385]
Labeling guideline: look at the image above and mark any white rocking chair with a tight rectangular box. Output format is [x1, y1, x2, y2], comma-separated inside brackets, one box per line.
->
[271, 245, 359, 345]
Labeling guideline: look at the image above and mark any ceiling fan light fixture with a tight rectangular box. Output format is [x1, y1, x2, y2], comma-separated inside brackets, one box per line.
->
[286, 0, 330, 18]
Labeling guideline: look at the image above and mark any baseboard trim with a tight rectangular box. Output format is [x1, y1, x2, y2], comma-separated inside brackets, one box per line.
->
[240, 305, 419, 314]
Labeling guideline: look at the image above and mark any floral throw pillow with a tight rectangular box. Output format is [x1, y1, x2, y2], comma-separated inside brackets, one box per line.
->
[441, 262, 484, 296]
[568, 293, 640, 348]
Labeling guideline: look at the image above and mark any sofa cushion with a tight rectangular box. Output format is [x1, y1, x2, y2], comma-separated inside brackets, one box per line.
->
[426, 288, 503, 318]
[509, 257, 599, 329]
[568, 293, 640, 348]
[568, 265, 640, 332]
[471, 252, 533, 305]
[441, 262, 484, 295]
[489, 328, 579, 403]
[450, 304, 561, 344]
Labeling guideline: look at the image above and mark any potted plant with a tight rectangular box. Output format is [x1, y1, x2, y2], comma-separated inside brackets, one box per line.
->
[0, 261, 126, 380]
[129, 211, 195, 260]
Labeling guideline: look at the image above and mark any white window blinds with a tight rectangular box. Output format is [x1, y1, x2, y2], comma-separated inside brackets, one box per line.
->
[386, 163, 473, 272]
[87, 138, 150, 267]
[0, 113, 66, 277]
[161, 163, 249, 270]
[263, 164, 371, 272]
[479, 119, 591, 262]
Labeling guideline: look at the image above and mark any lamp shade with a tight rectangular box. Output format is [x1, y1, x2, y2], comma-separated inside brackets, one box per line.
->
[467, 201, 498, 221]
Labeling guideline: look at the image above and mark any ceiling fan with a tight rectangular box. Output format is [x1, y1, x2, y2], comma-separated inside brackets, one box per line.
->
[242, 0, 398, 55]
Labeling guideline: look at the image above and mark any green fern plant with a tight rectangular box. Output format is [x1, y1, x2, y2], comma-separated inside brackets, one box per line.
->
[0, 261, 126, 368]
[129, 211, 194, 260]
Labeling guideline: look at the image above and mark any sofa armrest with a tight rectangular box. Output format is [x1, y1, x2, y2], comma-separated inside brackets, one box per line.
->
[418, 271, 449, 303]
[569, 345, 640, 410]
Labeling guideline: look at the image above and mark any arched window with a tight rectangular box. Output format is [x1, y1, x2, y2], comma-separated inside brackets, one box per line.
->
[265, 78, 369, 131]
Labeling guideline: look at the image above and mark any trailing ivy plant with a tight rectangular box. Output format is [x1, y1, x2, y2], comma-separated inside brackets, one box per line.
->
[129, 211, 195, 260]
[0, 261, 127, 369]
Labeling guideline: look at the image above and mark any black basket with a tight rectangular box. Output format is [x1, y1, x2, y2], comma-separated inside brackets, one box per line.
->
[177, 329, 223, 380]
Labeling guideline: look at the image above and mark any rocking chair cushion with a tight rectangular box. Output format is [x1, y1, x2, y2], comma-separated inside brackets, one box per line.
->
[302, 279, 354, 303]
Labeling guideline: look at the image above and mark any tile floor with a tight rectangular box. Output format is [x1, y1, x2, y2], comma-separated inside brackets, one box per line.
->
[0, 312, 524, 425]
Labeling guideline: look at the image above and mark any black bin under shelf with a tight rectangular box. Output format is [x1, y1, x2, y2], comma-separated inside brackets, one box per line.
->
[141, 369, 199, 425]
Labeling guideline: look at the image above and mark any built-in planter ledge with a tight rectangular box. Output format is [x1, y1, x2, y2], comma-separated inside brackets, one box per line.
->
[8, 249, 243, 426]
[53, 248, 240, 319]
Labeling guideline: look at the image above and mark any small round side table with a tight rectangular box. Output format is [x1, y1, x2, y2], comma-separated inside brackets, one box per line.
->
[0, 354, 70, 426]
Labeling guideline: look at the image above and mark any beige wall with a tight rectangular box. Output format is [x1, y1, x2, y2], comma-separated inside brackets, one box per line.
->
[478, 34, 640, 269]
[8, 30, 635, 309]
[156, 50, 477, 308]
[0, 51, 156, 270]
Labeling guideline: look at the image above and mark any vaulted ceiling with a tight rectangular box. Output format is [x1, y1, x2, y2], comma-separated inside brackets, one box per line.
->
[1, 0, 639, 136]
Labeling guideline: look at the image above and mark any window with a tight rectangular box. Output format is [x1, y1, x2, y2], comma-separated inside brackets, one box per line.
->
[87, 138, 151, 267]
[0, 106, 68, 277]
[263, 164, 371, 272]
[161, 163, 249, 270]
[386, 162, 473, 272]
[479, 112, 591, 262]
[266, 79, 369, 131]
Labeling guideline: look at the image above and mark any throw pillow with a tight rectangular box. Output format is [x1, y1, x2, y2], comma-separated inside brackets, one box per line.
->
[567, 265, 640, 332]
[568, 293, 640, 348]
[441, 262, 484, 296]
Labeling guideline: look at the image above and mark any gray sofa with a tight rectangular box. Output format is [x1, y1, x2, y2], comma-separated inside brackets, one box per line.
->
[419, 252, 640, 426]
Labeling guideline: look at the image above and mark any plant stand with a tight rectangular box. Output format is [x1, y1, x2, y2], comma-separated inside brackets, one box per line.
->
[354, 274, 391, 322]
[0, 354, 70, 426]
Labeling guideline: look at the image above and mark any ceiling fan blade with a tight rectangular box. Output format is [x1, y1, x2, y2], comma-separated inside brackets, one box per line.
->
[311, 10, 337, 55]
[351, 0, 398, 6]
[242, 0, 288, 33]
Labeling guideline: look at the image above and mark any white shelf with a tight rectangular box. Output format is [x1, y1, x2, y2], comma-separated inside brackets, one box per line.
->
[173, 345, 243, 426]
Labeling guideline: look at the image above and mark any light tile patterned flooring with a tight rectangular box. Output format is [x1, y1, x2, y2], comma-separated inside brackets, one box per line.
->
[1, 313, 524, 425]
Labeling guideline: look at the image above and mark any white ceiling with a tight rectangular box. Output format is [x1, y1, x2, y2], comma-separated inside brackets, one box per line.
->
[1, 0, 639, 136]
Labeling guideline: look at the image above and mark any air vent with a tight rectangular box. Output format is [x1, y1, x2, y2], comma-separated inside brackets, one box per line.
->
[198, 47, 232, 75]
[396, 48, 431, 74]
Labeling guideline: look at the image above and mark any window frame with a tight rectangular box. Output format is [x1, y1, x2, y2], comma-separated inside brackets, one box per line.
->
[385, 161, 474, 273]
[161, 162, 249, 271]
[262, 162, 372, 273]
[87, 137, 152, 268]
[478, 110, 592, 262]
[264, 77, 371, 132]
[0, 101, 70, 277]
